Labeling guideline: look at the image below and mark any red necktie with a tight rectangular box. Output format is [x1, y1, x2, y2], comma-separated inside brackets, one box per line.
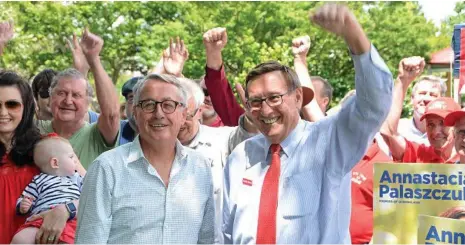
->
[256, 144, 281, 244]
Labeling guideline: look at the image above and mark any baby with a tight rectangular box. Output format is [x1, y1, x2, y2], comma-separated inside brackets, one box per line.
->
[11, 134, 85, 244]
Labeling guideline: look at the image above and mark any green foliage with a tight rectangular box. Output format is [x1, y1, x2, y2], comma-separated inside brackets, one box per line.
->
[0, 1, 456, 110]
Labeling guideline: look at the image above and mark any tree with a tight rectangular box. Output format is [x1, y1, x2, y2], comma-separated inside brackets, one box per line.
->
[0, 1, 444, 108]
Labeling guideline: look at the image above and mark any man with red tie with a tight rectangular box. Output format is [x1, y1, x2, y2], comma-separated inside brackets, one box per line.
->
[222, 3, 393, 244]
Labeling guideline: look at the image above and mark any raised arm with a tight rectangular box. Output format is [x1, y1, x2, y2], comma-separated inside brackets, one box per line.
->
[0, 20, 13, 56]
[80, 29, 120, 145]
[162, 37, 189, 77]
[380, 56, 425, 160]
[312, 4, 393, 175]
[66, 33, 90, 77]
[292, 35, 325, 122]
[203, 27, 245, 126]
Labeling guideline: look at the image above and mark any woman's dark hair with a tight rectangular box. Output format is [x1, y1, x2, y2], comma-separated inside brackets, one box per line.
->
[0, 70, 41, 166]
[31, 69, 57, 100]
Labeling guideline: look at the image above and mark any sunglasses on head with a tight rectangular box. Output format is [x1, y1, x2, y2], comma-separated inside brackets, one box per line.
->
[0, 100, 22, 111]
[38, 89, 50, 99]
[203, 88, 209, 96]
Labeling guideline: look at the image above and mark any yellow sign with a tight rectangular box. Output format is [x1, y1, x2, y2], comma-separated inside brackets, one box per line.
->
[373, 163, 465, 244]
[418, 215, 465, 244]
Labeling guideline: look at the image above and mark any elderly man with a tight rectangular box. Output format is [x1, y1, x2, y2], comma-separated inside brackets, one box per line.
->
[381, 56, 460, 163]
[178, 78, 258, 243]
[398, 75, 446, 146]
[445, 108, 465, 163]
[76, 74, 215, 244]
[37, 29, 120, 169]
[223, 4, 393, 244]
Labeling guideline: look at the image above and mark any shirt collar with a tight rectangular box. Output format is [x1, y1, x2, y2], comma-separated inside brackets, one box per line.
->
[410, 118, 427, 138]
[126, 135, 187, 167]
[186, 122, 205, 149]
[263, 119, 306, 160]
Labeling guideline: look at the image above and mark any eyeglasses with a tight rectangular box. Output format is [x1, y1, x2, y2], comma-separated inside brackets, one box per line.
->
[38, 89, 50, 99]
[246, 90, 293, 111]
[186, 109, 199, 121]
[137, 99, 184, 114]
[203, 88, 209, 97]
[0, 100, 22, 111]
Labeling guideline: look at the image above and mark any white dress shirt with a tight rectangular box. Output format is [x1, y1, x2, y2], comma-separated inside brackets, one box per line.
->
[223, 45, 393, 244]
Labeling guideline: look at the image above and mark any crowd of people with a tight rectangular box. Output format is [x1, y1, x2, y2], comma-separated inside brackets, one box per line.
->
[0, 3, 464, 245]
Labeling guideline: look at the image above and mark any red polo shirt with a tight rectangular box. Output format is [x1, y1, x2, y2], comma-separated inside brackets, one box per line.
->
[402, 139, 458, 163]
[350, 140, 391, 244]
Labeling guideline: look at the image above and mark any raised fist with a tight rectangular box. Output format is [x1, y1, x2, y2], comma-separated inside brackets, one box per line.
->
[292, 35, 311, 58]
[203, 27, 228, 53]
[398, 56, 425, 86]
[310, 4, 358, 38]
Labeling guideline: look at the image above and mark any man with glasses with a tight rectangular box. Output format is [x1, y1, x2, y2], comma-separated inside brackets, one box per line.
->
[223, 4, 393, 243]
[178, 78, 259, 243]
[76, 74, 215, 244]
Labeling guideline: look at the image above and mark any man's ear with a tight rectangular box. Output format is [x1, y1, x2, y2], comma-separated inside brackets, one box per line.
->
[295, 87, 303, 110]
[322, 97, 330, 110]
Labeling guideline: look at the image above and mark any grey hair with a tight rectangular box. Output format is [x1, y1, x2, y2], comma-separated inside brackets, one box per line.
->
[178, 77, 205, 110]
[412, 75, 447, 96]
[132, 73, 188, 106]
[49, 68, 93, 98]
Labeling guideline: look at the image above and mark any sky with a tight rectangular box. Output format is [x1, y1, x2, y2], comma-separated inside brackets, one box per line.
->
[418, 0, 460, 27]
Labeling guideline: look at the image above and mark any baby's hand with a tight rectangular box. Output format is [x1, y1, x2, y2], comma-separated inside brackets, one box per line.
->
[19, 196, 35, 214]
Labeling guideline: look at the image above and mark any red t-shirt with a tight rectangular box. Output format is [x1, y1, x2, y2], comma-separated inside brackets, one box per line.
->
[0, 154, 39, 243]
[350, 141, 391, 244]
[402, 139, 459, 164]
[207, 114, 225, 128]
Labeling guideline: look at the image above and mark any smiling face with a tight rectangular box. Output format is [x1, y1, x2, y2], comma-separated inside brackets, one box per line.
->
[425, 115, 453, 150]
[246, 70, 302, 144]
[411, 80, 442, 118]
[133, 79, 187, 144]
[0, 86, 24, 139]
[50, 77, 89, 123]
[178, 97, 201, 145]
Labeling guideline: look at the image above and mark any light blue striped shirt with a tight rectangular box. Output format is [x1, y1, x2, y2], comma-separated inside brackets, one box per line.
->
[75, 136, 215, 244]
[223, 45, 393, 244]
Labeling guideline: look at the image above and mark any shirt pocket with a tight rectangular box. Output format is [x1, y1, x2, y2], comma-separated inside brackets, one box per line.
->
[280, 170, 321, 219]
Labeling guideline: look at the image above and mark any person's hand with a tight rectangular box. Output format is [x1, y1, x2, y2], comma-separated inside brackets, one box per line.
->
[310, 4, 358, 38]
[66, 33, 90, 76]
[163, 37, 189, 77]
[203, 27, 228, 53]
[0, 20, 14, 55]
[19, 196, 35, 214]
[30, 204, 69, 244]
[80, 28, 104, 65]
[397, 56, 425, 87]
[292, 35, 311, 61]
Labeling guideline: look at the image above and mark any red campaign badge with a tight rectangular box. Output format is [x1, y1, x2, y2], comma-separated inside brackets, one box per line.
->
[242, 178, 253, 186]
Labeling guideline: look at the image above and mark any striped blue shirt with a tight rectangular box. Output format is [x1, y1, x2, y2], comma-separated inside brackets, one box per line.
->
[223, 45, 393, 244]
[75, 136, 215, 244]
[17, 172, 82, 216]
